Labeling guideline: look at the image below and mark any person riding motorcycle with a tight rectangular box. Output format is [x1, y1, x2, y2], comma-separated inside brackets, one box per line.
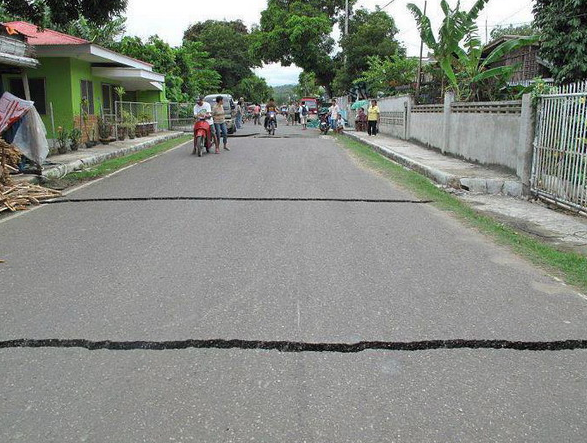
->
[193, 96, 214, 149]
[264, 98, 278, 131]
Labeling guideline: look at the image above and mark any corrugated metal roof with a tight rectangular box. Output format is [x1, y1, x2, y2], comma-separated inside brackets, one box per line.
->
[4, 21, 90, 45]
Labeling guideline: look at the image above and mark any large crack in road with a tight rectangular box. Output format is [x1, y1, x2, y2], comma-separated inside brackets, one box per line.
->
[2, 338, 587, 353]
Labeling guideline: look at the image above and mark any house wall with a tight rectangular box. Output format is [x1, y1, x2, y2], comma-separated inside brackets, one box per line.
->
[2, 57, 74, 136]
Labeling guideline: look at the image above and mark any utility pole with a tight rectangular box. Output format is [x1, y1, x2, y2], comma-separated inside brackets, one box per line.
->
[416, 0, 427, 97]
[344, 0, 349, 66]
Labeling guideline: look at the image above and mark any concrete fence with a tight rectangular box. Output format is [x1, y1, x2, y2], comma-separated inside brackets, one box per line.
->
[338, 93, 535, 184]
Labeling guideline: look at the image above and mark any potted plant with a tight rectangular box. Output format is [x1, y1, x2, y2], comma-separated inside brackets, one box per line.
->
[69, 128, 82, 151]
[117, 124, 127, 141]
[56, 127, 69, 154]
[97, 117, 113, 144]
[115, 86, 126, 102]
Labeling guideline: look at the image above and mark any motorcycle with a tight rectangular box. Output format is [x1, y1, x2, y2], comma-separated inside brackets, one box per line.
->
[319, 112, 330, 135]
[266, 111, 277, 136]
[193, 113, 212, 157]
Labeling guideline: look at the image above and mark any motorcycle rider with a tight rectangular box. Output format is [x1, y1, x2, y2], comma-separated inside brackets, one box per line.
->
[264, 98, 278, 131]
[193, 96, 215, 149]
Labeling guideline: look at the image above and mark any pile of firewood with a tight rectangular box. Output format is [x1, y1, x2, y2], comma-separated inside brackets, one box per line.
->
[0, 183, 62, 212]
[0, 138, 22, 176]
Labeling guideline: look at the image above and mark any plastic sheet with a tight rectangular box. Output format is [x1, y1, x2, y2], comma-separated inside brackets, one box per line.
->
[0, 92, 49, 165]
[12, 107, 49, 165]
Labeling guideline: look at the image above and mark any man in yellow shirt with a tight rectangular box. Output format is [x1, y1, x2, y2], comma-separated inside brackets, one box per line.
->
[367, 100, 380, 136]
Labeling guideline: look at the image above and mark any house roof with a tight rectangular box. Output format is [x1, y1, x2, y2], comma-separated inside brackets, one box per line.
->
[3, 21, 155, 70]
[5, 21, 90, 45]
[483, 35, 539, 54]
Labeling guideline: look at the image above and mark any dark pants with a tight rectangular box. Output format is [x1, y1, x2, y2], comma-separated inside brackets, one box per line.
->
[368, 120, 378, 136]
[295, 112, 300, 124]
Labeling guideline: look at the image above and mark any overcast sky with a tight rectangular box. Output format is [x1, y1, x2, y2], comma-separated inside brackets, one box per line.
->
[125, 0, 535, 86]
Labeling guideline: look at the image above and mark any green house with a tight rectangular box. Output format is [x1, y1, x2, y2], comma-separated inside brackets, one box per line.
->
[1, 21, 166, 139]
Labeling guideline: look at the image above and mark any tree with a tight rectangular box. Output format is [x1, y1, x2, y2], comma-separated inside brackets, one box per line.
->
[490, 23, 537, 40]
[296, 72, 322, 97]
[184, 20, 259, 92]
[252, 0, 356, 96]
[112, 36, 221, 102]
[334, 7, 403, 95]
[64, 15, 126, 47]
[1, 0, 128, 27]
[534, 0, 587, 84]
[356, 55, 418, 96]
[232, 75, 273, 103]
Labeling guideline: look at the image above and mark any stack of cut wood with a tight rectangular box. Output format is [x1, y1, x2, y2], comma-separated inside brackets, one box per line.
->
[1, 139, 23, 187]
[0, 183, 62, 213]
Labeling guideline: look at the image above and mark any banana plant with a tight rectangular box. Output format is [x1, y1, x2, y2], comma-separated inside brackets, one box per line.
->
[408, 0, 490, 95]
[455, 32, 539, 101]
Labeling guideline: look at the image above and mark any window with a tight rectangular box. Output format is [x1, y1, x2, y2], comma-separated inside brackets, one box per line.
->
[102, 83, 114, 115]
[9, 78, 47, 115]
[81, 80, 94, 114]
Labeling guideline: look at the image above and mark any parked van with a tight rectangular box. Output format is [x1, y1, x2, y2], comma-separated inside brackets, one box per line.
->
[204, 94, 237, 134]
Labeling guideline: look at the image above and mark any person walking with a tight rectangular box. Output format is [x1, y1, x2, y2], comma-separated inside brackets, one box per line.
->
[235, 98, 244, 129]
[329, 99, 340, 131]
[299, 101, 309, 130]
[253, 103, 261, 125]
[294, 102, 300, 125]
[212, 95, 229, 153]
[287, 102, 296, 126]
[367, 99, 380, 136]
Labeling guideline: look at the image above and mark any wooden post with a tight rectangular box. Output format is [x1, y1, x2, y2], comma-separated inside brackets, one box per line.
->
[21, 70, 31, 101]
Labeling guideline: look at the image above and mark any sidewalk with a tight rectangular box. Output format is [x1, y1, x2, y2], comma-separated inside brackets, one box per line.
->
[346, 130, 587, 256]
[13, 131, 185, 183]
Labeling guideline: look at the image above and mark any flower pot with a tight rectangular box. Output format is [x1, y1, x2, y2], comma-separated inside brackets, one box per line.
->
[57, 146, 67, 155]
[70, 143, 79, 151]
[99, 138, 111, 145]
[117, 127, 127, 141]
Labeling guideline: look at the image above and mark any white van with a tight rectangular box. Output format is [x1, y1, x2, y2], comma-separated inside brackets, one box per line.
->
[204, 94, 237, 134]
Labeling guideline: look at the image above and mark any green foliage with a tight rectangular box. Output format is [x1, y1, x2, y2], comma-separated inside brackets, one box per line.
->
[296, 72, 322, 98]
[183, 20, 259, 92]
[490, 23, 537, 40]
[534, 0, 587, 84]
[408, 0, 537, 101]
[273, 84, 297, 103]
[334, 7, 403, 95]
[231, 75, 273, 103]
[62, 14, 126, 47]
[356, 55, 418, 96]
[112, 36, 221, 102]
[252, 0, 354, 95]
[1, 0, 127, 27]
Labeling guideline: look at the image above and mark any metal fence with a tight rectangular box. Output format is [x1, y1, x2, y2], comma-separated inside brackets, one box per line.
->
[168, 102, 196, 132]
[532, 82, 587, 214]
[113, 101, 169, 138]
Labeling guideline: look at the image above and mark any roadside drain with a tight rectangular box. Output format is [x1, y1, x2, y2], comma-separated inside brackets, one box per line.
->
[43, 197, 434, 204]
[1, 338, 586, 353]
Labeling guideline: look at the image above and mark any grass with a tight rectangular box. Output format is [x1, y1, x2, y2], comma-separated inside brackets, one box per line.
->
[41, 135, 192, 189]
[336, 134, 587, 293]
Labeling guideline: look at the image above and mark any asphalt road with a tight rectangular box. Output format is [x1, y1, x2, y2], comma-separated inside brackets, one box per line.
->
[1, 119, 587, 442]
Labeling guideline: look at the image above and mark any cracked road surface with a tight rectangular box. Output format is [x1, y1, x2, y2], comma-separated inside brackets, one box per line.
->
[1, 122, 587, 442]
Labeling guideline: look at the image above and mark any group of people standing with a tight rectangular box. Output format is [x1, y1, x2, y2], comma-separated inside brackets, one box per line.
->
[285, 101, 310, 129]
[355, 100, 380, 136]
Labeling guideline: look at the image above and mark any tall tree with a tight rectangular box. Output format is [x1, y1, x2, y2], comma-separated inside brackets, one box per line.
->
[1, 0, 127, 27]
[534, 0, 587, 84]
[112, 36, 221, 102]
[232, 75, 273, 103]
[183, 20, 259, 92]
[334, 7, 403, 95]
[252, 0, 356, 97]
[490, 23, 537, 40]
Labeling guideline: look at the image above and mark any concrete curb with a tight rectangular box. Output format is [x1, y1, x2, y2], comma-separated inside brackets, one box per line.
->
[42, 132, 186, 179]
[346, 132, 523, 197]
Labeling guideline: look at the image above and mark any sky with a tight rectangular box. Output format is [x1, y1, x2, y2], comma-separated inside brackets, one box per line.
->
[125, 0, 535, 86]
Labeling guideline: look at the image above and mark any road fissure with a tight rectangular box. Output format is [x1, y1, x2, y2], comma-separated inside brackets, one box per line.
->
[42, 197, 434, 204]
[2, 338, 586, 353]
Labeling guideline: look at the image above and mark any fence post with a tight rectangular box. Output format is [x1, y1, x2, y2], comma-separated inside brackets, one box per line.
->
[517, 93, 535, 195]
[442, 92, 454, 154]
[404, 96, 413, 140]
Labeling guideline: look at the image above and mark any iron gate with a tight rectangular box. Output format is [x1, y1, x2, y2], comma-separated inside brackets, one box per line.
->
[532, 82, 587, 214]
